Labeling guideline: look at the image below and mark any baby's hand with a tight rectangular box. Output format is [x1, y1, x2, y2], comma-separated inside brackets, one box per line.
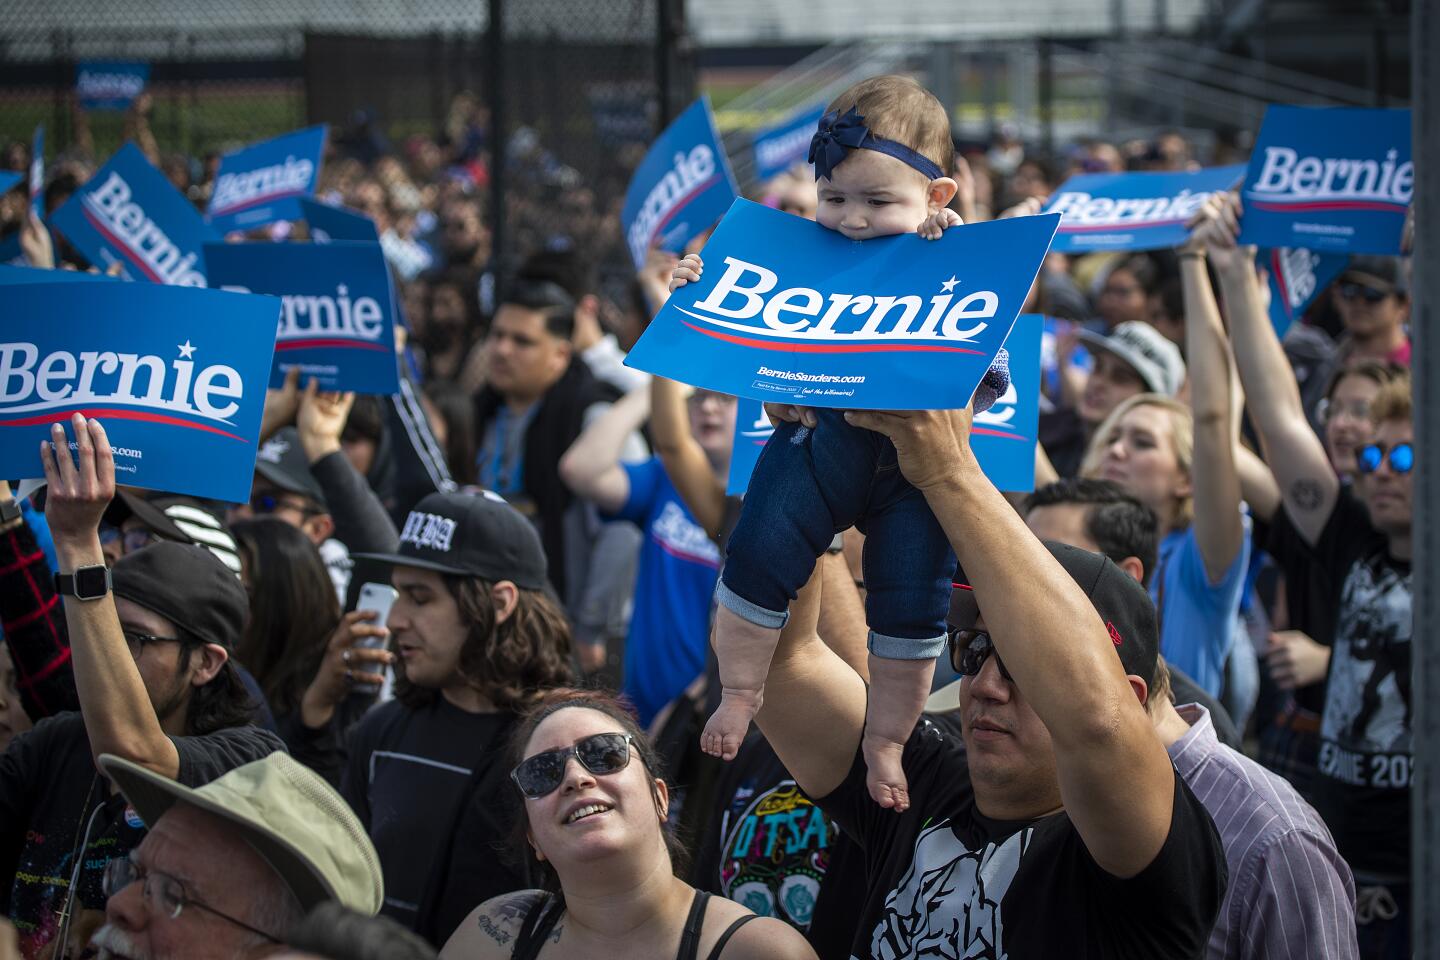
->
[669, 253, 704, 292]
[916, 208, 963, 240]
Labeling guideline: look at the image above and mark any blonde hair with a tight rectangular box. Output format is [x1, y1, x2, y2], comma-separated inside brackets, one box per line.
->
[1081, 393, 1195, 531]
[1150, 657, 1174, 712]
[825, 75, 955, 179]
[1369, 374, 1413, 426]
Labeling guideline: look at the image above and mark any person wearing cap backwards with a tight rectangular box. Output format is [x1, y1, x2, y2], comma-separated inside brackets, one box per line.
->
[341, 491, 573, 945]
[751, 402, 1225, 957]
[0, 415, 284, 959]
[1037, 319, 1186, 479]
[88, 750, 383, 960]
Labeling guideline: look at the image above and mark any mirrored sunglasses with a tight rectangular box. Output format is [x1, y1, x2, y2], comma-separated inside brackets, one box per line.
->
[511, 732, 635, 800]
[948, 628, 1013, 682]
[1357, 442, 1413, 476]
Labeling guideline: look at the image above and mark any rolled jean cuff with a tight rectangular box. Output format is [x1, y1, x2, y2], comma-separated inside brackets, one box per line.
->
[715, 580, 789, 630]
[868, 629, 947, 660]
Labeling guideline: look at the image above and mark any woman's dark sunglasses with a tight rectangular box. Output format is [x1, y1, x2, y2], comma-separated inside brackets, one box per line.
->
[1357, 442, 1414, 476]
[1338, 282, 1390, 304]
[511, 732, 635, 800]
[948, 628, 1013, 683]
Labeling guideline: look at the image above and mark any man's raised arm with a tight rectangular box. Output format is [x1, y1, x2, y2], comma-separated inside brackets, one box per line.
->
[754, 558, 867, 800]
[845, 405, 1176, 878]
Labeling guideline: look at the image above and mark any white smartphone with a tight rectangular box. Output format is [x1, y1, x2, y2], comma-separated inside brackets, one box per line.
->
[353, 582, 398, 676]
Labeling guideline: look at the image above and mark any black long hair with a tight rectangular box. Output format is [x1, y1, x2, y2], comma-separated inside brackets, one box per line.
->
[231, 518, 342, 716]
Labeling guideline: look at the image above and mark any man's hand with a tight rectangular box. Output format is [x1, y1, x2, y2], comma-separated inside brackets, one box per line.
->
[297, 378, 356, 464]
[261, 367, 302, 443]
[842, 406, 977, 492]
[997, 196, 1045, 219]
[763, 402, 818, 430]
[1183, 190, 1250, 271]
[916, 207, 962, 240]
[39, 413, 115, 547]
[1266, 630, 1331, 690]
[669, 253, 703, 293]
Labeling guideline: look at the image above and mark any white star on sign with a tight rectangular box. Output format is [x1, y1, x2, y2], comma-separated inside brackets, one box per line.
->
[178, 340, 196, 359]
[940, 276, 959, 292]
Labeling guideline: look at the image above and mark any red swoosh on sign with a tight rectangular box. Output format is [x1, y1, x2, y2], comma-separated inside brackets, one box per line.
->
[81, 207, 163, 282]
[1248, 199, 1407, 213]
[680, 321, 985, 355]
[276, 339, 391, 352]
[0, 407, 246, 441]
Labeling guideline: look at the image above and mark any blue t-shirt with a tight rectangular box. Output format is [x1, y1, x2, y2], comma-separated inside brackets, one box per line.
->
[1149, 514, 1252, 697]
[612, 457, 722, 726]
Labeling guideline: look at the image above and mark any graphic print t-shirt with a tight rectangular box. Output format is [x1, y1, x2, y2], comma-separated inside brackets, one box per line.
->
[1306, 487, 1412, 879]
[610, 457, 721, 726]
[817, 718, 1226, 959]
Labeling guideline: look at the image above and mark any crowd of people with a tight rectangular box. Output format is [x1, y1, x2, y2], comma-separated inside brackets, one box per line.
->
[0, 68, 1414, 960]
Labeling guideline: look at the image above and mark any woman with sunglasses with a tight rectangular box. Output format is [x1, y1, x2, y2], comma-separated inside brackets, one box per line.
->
[440, 690, 816, 960]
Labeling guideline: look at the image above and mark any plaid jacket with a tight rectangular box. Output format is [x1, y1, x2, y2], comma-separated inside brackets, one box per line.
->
[0, 521, 77, 721]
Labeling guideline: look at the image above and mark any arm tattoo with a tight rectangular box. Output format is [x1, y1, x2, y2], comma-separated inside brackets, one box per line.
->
[477, 891, 548, 946]
[1289, 479, 1323, 511]
[477, 914, 512, 946]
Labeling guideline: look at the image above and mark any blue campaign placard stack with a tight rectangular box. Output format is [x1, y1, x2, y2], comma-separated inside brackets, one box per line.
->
[971, 314, 1042, 493]
[621, 98, 738, 269]
[624, 199, 1058, 411]
[204, 240, 399, 395]
[300, 197, 381, 243]
[1238, 106, 1412, 254]
[752, 103, 826, 183]
[1258, 247, 1348, 338]
[76, 61, 149, 112]
[50, 143, 219, 286]
[0, 281, 279, 503]
[208, 125, 328, 233]
[1043, 166, 1246, 253]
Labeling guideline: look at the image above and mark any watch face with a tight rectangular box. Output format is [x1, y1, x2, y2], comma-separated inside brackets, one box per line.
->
[74, 565, 111, 600]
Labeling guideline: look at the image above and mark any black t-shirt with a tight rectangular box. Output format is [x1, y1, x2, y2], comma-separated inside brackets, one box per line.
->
[691, 731, 863, 959]
[341, 697, 522, 941]
[817, 717, 1226, 959]
[0, 713, 283, 957]
[1265, 493, 1347, 715]
[1302, 487, 1412, 880]
[1037, 407, 1090, 480]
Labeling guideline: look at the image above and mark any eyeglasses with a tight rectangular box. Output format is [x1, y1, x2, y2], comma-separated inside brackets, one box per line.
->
[100, 527, 159, 555]
[1338, 282, 1391, 304]
[949, 629, 1013, 683]
[101, 855, 282, 944]
[1316, 397, 1372, 425]
[1357, 442, 1413, 476]
[122, 630, 193, 658]
[511, 732, 635, 800]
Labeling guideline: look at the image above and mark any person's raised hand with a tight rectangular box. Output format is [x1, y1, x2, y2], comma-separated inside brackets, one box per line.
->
[1183, 190, 1249, 268]
[296, 377, 356, 463]
[261, 367, 302, 443]
[917, 207, 963, 240]
[669, 253, 703, 293]
[301, 610, 392, 728]
[997, 196, 1045, 220]
[18, 209, 54, 270]
[1265, 630, 1331, 690]
[39, 413, 115, 546]
[843, 405, 976, 492]
[639, 248, 680, 315]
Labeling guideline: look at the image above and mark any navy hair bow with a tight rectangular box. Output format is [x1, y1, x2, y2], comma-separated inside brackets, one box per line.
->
[808, 107, 870, 181]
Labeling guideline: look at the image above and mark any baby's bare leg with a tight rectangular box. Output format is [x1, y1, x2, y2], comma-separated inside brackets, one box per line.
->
[702, 604, 781, 761]
[862, 654, 936, 812]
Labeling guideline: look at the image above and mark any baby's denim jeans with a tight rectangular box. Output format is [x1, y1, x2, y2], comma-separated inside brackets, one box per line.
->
[718, 409, 952, 659]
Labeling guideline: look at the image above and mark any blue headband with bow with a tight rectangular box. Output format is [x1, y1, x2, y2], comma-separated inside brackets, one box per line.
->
[807, 107, 946, 183]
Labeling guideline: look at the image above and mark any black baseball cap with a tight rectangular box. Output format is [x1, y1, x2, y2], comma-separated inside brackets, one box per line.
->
[354, 491, 550, 591]
[948, 540, 1159, 686]
[1340, 256, 1407, 296]
[253, 428, 328, 508]
[112, 541, 250, 650]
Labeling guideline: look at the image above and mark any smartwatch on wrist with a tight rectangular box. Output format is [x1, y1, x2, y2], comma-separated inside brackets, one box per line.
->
[54, 565, 113, 601]
[0, 498, 20, 526]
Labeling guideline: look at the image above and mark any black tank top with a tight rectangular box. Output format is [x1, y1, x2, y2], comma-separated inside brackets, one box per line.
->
[510, 890, 756, 960]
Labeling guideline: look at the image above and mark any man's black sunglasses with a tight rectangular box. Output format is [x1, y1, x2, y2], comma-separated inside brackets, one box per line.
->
[948, 628, 1013, 683]
[1338, 282, 1391, 304]
[511, 732, 635, 800]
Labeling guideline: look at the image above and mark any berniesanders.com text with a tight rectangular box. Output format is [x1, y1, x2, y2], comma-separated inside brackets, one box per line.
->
[756, 366, 865, 385]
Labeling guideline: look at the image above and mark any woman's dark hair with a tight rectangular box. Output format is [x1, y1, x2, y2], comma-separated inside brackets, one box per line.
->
[1111, 252, 1161, 295]
[395, 576, 573, 712]
[422, 380, 478, 483]
[182, 657, 260, 736]
[342, 395, 385, 448]
[506, 689, 689, 892]
[285, 901, 437, 960]
[231, 518, 342, 715]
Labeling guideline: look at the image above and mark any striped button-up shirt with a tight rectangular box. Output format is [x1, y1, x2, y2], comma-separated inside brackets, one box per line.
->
[1169, 704, 1359, 959]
